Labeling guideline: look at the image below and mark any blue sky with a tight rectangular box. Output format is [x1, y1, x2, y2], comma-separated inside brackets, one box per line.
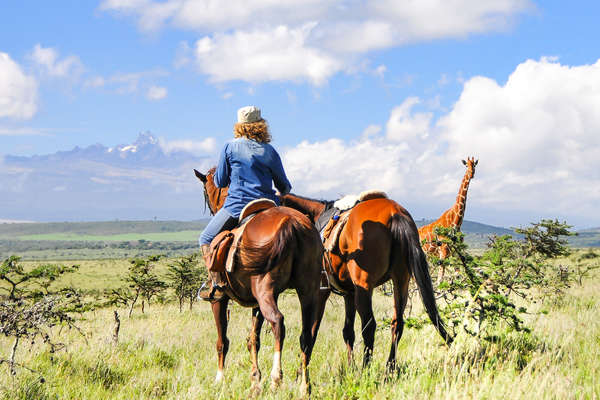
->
[1, 1, 600, 227]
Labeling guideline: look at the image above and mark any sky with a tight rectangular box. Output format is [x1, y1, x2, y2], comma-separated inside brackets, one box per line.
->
[1, 1, 599, 228]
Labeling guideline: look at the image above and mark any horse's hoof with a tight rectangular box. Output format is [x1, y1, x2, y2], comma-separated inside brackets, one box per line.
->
[299, 381, 311, 397]
[250, 380, 262, 397]
[270, 376, 282, 391]
[250, 369, 261, 383]
[215, 370, 225, 384]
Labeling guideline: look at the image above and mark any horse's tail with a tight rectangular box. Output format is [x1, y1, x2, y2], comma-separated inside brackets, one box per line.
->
[390, 213, 453, 345]
[241, 212, 316, 274]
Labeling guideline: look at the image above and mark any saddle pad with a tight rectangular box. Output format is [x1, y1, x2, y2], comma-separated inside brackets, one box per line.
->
[333, 195, 359, 211]
[333, 190, 388, 211]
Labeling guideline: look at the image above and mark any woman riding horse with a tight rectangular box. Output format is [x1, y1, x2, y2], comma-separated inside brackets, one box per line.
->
[198, 106, 292, 300]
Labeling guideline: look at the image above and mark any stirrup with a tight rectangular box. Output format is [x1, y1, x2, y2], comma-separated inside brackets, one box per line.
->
[198, 281, 226, 301]
[319, 269, 330, 291]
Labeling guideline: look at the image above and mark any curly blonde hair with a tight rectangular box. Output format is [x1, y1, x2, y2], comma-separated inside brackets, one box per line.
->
[233, 119, 271, 143]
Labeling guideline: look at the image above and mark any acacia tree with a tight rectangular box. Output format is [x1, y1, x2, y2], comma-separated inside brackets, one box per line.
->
[429, 219, 577, 339]
[125, 255, 166, 317]
[0, 256, 85, 376]
[0, 256, 78, 300]
[166, 253, 204, 312]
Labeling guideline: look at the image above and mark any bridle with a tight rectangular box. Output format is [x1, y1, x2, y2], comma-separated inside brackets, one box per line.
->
[202, 176, 224, 216]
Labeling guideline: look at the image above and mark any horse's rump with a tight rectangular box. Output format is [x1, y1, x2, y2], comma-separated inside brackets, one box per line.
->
[236, 207, 317, 274]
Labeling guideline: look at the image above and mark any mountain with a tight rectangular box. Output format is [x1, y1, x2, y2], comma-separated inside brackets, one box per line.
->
[4, 132, 198, 168]
[0, 133, 214, 221]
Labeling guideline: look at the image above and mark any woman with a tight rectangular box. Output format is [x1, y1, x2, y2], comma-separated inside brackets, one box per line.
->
[198, 106, 292, 300]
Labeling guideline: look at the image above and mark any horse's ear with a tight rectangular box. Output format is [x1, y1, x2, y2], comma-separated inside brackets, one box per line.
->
[194, 169, 207, 183]
[461, 159, 467, 165]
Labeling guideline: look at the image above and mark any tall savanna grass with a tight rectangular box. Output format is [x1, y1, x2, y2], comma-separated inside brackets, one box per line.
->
[1, 252, 599, 399]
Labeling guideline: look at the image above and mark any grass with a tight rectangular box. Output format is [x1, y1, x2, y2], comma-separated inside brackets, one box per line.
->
[1, 251, 599, 399]
[16, 231, 201, 242]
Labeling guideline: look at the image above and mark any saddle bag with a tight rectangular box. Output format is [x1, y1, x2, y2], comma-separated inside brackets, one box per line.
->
[207, 231, 234, 273]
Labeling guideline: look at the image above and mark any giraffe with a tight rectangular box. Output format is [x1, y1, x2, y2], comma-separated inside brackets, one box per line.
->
[418, 157, 478, 267]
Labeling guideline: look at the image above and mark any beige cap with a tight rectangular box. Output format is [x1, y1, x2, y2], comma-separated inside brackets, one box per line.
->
[237, 106, 262, 123]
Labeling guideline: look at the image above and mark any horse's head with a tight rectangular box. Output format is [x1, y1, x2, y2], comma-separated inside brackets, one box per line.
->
[194, 167, 228, 215]
[461, 157, 478, 179]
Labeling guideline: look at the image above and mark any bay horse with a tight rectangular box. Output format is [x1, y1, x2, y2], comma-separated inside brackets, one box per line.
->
[194, 168, 323, 394]
[280, 193, 453, 368]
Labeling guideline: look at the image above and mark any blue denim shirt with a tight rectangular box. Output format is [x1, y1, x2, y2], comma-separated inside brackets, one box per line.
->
[214, 138, 292, 217]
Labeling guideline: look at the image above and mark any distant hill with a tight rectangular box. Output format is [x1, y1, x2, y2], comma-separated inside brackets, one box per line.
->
[414, 219, 515, 236]
[0, 220, 209, 238]
[569, 227, 600, 247]
[414, 219, 518, 249]
[1, 220, 596, 261]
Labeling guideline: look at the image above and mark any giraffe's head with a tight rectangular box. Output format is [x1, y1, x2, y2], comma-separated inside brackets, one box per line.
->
[461, 157, 478, 179]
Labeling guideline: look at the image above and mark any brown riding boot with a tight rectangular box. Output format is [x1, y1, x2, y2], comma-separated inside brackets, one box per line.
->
[198, 244, 226, 301]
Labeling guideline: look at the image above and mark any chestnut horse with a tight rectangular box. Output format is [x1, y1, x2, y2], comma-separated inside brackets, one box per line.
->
[280, 193, 453, 368]
[194, 168, 323, 394]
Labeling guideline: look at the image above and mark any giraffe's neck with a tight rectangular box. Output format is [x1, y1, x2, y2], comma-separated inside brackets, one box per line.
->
[450, 172, 472, 228]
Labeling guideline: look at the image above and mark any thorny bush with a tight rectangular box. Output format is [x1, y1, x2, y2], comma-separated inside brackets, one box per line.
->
[423, 219, 581, 340]
[0, 256, 86, 377]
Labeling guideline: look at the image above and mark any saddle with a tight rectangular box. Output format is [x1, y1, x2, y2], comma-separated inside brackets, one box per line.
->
[318, 190, 388, 252]
[206, 199, 277, 274]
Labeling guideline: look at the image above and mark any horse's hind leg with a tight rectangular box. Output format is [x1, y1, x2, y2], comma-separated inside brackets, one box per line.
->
[296, 285, 320, 396]
[311, 288, 331, 343]
[256, 292, 285, 390]
[211, 297, 230, 383]
[247, 306, 264, 390]
[387, 268, 410, 371]
[343, 293, 356, 364]
[354, 287, 376, 367]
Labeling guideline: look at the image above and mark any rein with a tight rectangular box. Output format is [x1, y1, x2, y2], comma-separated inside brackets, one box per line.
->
[203, 186, 215, 216]
[203, 176, 224, 216]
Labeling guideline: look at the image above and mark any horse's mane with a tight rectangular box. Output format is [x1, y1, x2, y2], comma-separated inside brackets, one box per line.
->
[285, 193, 332, 206]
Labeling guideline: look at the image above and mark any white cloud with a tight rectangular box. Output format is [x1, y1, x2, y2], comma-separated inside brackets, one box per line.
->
[29, 44, 84, 78]
[367, 0, 531, 43]
[0, 52, 38, 119]
[438, 73, 450, 87]
[283, 138, 409, 197]
[194, 24, 342, 85]
[101, 0, 532, 85]
[85, 69, 168, 95]
[281, 57, 600, 226]
[146, 85, 167, 100]
[100, 0, 335, 32]
[386, 97, 433, 144]
[437, 57, 600, 216]
[360, 124, 382, 139]
[84, 76, 106, 88]
[174, 40, 192, 68]
[159, 137, 216, 155]
[0, 127, 48, 136]
[374, 65, 387, 79]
